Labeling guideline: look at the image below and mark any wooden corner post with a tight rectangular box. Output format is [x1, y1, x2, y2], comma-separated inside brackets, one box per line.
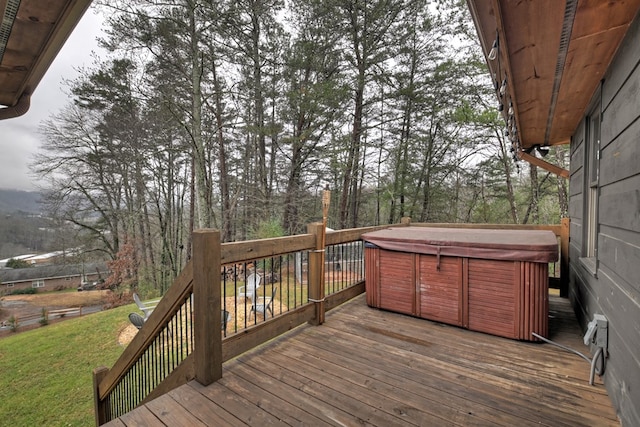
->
[560, 217, 570, 297]
[93, 366, 109, 426]
[193, 229, 222, 385]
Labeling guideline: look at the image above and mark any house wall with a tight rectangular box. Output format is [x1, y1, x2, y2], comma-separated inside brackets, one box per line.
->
[0, 273, 102, 295]
[569, 10, 640, 427]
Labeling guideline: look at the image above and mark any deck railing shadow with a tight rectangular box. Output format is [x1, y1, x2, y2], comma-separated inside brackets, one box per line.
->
[92, 218, 569, 425]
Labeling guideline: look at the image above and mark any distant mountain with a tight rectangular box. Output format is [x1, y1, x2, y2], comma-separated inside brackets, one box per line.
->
[0, 189, 42, 214]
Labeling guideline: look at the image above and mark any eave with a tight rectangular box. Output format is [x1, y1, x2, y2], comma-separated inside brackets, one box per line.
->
[0, 0, 92, 119]
[467, 0, 640, 174]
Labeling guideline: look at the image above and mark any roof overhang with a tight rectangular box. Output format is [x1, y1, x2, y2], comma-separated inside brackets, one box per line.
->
[467, 0, 640, 174]
[0, 0, 92, 120]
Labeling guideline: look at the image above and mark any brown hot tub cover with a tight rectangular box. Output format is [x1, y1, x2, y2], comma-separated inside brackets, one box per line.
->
[361, 227, 558, 263]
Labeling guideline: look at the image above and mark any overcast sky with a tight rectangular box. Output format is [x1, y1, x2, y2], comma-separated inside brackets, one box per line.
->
[0, 8, 104, 192]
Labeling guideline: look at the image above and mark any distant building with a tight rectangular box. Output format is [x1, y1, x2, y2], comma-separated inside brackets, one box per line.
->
[0, 262, 109, 294]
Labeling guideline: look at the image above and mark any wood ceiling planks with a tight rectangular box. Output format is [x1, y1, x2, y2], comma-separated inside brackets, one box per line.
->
[502, 0, 565, 147]
[0, 0, 92, 108]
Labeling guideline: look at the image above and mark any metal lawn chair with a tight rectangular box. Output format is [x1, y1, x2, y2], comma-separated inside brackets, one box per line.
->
[133, 293, 160, 320]
[238, 273, 261, 301]
[251, 286, 277, 319]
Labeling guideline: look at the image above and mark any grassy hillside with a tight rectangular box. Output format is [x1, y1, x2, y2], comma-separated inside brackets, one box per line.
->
[0, 304, 132, 426]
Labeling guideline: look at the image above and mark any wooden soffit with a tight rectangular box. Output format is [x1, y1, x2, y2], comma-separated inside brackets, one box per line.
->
[468, 0, 640, 150]
[0, 0, 92, 116]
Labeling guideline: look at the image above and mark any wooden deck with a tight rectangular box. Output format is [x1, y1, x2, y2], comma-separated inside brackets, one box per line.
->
[104, 295, 619, 426]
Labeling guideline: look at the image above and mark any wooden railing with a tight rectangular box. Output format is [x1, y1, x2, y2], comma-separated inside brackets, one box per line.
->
[92, 218, 569, 425]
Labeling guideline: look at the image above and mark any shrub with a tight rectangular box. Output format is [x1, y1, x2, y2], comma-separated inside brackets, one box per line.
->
[103, 242, 137, 292]
[250, 219, 285, 273]
[103, 290, 132, 310]
[250, 218, 285, 240]
[8, 315, 18, 332]
[8, 288, 37, 295]
[5, 258, 30, 269]
[39, 308, 48, 326]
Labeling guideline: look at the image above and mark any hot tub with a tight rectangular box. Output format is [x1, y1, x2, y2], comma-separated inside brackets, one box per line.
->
[362, 227, 558, 341]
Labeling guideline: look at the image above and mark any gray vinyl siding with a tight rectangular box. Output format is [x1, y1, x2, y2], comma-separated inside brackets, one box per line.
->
[568, 10, 640, 427]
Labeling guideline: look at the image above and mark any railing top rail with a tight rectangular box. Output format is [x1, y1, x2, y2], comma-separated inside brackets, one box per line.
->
[325, 223, 408, 246]
[221, 234, 316, 265]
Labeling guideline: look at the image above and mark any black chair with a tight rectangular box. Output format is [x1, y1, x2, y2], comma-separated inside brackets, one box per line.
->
[128, 312, 145, 330]
[222, 309, 231, 333]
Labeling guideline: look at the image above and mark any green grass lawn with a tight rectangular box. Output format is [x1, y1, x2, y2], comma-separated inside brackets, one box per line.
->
[0, 304, 132, 426]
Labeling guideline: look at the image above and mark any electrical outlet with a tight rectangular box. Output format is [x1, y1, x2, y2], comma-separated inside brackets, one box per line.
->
[583, 313, 608, 350]
[593, 314, 608, 350]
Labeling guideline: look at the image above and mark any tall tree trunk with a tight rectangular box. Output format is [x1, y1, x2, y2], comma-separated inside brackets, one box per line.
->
[251, 6, 268, 205]
[282, 163, 302, 235]
[134, 143, 157, 289]
[418, 136, 434, 224]
[523, 160, 540, 224]
[283, 112, 305, 234]
[187, 153, 196, 260]
[188, 4, 210, 229]
[212, 60, 232, 242]
[340, 71, 365, 228]
[556, 147, 569, 217]
[496, 129, 519, 223]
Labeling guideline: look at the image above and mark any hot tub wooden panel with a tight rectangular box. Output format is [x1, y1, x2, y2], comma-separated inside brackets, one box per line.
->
[467, 259, 518, 339]
[378, 250, 415, 315]
[418, 255, 462, 326]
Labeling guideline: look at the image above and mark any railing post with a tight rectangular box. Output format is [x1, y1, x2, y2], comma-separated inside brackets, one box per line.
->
[308, 222, 326, 325]
[93, 366, 109, 426]
[560, 217, 570, 297]
[193, 229, 222, 385]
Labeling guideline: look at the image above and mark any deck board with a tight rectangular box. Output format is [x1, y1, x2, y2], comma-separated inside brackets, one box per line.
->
[167, 385, 244, 426]
[104, 295, 619, 426]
